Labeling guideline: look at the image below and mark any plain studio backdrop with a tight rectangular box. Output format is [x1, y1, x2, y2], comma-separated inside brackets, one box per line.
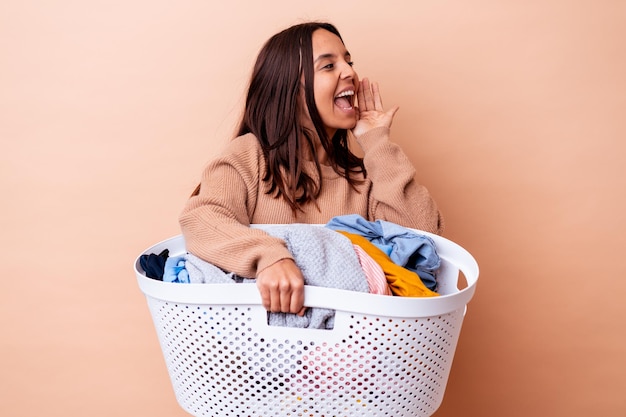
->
[1, 1, 624, 416]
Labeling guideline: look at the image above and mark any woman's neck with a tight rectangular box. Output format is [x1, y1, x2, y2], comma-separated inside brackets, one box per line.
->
[315, 141, 329, 165]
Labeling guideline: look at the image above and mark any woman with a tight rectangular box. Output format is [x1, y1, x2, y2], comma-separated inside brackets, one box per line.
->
[180, 22, 444, 316]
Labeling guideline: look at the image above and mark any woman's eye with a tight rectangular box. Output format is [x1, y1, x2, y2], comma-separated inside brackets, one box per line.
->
[323, 63, 335, 70]
[348, 61, 354, 67]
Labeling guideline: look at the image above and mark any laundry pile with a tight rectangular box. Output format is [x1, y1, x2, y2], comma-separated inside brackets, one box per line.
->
[139, 214, 441, 328]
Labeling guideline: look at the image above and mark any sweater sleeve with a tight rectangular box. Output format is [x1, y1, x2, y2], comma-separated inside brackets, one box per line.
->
[356, 127, 445, 234]
[179, 136, 294, 277]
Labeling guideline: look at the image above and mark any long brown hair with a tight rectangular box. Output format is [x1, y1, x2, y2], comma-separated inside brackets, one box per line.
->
[194, 22, 365, 209]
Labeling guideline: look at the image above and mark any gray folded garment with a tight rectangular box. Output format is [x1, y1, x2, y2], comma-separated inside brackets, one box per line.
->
[183, 224, 369, 329]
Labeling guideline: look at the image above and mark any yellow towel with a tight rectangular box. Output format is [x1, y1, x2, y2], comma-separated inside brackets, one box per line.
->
[337, 231, 439, 297]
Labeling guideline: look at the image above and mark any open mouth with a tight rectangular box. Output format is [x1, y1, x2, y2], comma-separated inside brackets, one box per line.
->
[334, 90, 355, 110]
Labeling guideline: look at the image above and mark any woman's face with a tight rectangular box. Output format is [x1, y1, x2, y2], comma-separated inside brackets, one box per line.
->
[309, 29, 359, 138]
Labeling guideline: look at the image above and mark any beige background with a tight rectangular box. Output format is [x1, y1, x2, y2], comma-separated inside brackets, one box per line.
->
[1, 1, 625, 416]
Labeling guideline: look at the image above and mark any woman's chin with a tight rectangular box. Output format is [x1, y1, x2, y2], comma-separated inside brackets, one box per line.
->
[323, 116, 358, 135]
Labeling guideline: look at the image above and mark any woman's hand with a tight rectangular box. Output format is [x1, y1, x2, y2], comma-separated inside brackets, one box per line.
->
[352, 77, 399, 139]
[256, 258, 306, 316]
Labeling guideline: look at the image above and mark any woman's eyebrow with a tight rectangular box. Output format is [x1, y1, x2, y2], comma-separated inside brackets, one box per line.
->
[314, 51, 352, 63]
[314, 53, 336, 63]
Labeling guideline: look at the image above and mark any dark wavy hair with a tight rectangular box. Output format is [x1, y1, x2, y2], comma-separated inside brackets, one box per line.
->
[236, 22, 366, 211]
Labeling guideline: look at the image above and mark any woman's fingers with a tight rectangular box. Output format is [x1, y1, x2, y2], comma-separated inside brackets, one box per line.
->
[256, 259, 305, 314]
[356, 80, 365, 112]
[289, 279, 305, 314]
[371, 81, 384, 111]
[359, 78, 375, 111]
[352, 77, 399, 138]
[358, 78, 385, 112]
[387, 105, 400, 120]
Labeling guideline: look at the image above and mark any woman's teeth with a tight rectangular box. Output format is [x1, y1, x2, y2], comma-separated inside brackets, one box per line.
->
[335, 91, 354, 109]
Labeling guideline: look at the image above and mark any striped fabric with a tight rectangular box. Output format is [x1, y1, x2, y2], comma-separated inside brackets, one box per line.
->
[352, 244, 392, 296]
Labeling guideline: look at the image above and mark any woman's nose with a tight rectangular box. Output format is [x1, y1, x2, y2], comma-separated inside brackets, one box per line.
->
[340, 61, 356, 79]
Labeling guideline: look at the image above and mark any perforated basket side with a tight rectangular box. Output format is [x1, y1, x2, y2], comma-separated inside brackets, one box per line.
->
[146, 297, 466, 417]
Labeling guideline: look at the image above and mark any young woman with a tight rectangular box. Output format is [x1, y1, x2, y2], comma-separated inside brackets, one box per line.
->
[179, 22, 444, 316]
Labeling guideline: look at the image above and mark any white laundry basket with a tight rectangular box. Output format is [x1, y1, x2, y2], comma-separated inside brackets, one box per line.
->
[135, 228, 479, 417]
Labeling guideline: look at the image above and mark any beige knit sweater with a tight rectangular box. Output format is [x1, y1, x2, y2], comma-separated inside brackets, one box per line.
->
[179, 126, 444, 278]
